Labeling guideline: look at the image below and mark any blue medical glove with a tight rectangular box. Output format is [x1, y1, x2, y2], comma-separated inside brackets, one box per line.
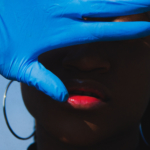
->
[0, 0, 150, 102]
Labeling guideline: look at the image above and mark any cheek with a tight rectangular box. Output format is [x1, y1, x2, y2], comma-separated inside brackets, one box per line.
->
[99, 40, 150, 130]
[21, 83, 46, 120]
[21, 83, 66, 130]
[110, 49, 150, 124]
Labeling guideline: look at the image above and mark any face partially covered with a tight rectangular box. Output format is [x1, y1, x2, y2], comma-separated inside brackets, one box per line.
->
[21, 13, 150, 148]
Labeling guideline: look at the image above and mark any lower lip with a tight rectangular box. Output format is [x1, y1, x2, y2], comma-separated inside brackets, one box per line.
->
[67, 95, 106, 110]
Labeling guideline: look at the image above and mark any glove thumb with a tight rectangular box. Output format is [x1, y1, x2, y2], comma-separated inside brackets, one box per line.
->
[20, 61, 68, 102]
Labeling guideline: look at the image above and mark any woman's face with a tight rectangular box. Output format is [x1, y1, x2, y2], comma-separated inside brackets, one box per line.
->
[21, 13, 150, 146]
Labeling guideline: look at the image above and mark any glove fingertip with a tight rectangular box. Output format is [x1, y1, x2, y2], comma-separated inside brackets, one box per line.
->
[20, 61, 69, 102]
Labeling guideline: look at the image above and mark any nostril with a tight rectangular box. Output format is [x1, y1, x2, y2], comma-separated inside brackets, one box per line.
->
[63, 64, 77, 71]
[97, 67, 110, 73]
[62, 45, 111, 73]
[63, 63, 110, 73]
[62, 55, 110, 73]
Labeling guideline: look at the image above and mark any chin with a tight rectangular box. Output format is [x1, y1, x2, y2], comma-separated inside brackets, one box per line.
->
[58, 136, 101, 147]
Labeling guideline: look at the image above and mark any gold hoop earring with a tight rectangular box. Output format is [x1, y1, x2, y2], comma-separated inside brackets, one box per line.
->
[3, 80, 35, 140]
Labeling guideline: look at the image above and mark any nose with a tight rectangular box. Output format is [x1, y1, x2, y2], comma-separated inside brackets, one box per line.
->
[62, 43, 110, 73]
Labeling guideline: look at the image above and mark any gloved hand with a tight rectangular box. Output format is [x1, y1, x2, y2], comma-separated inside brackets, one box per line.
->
[0, 0, 150, 102]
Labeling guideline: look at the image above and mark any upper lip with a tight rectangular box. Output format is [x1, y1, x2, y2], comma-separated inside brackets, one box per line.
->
[63, 79, 111, 102]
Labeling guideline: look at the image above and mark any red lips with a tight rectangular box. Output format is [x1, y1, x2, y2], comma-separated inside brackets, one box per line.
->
[62, 79, 111, 110]
[67, 95, 104, 110]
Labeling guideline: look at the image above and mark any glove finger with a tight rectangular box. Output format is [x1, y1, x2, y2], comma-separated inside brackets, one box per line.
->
[19, 61, 68, 102]
[61, 0, 150, 18]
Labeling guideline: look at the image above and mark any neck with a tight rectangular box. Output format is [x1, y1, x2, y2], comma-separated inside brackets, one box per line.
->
[36, 123, 140, 150]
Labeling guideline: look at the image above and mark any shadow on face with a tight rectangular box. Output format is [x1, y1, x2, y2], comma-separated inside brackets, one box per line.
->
[21, 13, 150, 147]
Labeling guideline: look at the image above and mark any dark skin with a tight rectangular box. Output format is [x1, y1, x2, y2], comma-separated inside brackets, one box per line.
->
[21, 13, 150, 150]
